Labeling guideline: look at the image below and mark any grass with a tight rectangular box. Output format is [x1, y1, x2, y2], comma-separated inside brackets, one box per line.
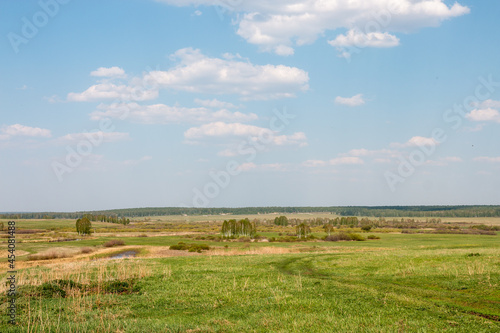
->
[1, 216, 499, 332]
[0, 232, 499, 332]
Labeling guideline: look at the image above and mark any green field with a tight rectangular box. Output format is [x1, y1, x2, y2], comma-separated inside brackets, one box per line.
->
[1, 216, 499, 332]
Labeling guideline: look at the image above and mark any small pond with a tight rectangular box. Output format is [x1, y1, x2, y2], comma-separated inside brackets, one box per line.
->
[108, 250, 138, 259]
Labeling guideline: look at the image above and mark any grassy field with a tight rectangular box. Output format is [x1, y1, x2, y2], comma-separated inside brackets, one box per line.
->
[1, 216, 499, 332]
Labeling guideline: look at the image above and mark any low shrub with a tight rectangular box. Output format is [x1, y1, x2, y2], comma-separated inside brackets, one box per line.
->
[367, 235, 380, 240]
[348, 233, 365, 241]
[324, 232, 365, 242]
[28, 250, 68, 261]
[169, 242, 210, 253]
[237, 236, 251, 242]
[80, 247, 94, 254]
[103, 239, 125, 247]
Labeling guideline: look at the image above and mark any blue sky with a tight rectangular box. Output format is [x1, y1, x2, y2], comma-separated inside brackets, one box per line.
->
[1, 0, 499, 212]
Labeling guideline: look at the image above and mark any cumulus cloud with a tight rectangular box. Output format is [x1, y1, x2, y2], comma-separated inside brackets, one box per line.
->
[67, 83, 158, 102]
[474, 156, 500, 163]
[237, 162, 286, 172]
[335, 94, 365, 107]
[329, 30, 400, 48]
[123, 155, 153, 166]
[425, 156, 463, 166]
[90, 66, 126, 78]
[0, 124, 51, 139]
[303, 157, 364, 167]
[57, 131, 130, 144]
[90, 102, 257, 124]
[391, 136, 439, 148]
[466, 108, 500, 123]
[143, 48, 309, 100]
[155, 0, 469, 55]
[184, 121, 307, 147]
[194, 98, 238, 109]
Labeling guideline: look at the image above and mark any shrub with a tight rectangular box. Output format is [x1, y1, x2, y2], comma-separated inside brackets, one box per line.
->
[103, 239, 125, 247]
[367, 235, 380, 240]
[80, 247, 94, 254]
[138, 234, 148, 237]
[28, 250, 68, 261]
[361, 225, 372, 232]
[39, 282, 67, 298]
[237, 236, 251, 242]
[169, 242, 210, 252]
[348, 233, 366, 241]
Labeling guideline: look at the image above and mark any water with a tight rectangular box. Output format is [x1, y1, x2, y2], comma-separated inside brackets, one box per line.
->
[108, 250, 138, 259]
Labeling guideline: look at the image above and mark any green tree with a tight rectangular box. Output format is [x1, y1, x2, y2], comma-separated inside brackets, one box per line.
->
[296, 223, 311, 239]
[76, 217, 92, 235]
[323, 224, 334, 236]
[274, 216, 288, 226]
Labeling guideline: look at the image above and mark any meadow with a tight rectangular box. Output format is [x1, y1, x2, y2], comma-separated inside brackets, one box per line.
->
[1, 215, 499, 332]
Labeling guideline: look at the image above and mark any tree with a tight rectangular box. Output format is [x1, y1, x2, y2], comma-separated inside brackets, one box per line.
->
[274, 215, 288, 226]
[296, 223, 311, 239]
[221, 218, 256, 238]
[323, 224, 334, 236]
[76, 217, 92, 235]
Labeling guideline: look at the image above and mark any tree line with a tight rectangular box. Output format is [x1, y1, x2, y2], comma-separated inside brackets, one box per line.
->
[2, 205, 500, 219]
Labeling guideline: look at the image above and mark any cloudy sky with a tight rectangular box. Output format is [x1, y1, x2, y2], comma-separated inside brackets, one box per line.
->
[1, 0, 499, 212]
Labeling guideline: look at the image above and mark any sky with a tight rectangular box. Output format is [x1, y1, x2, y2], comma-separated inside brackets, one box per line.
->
[1, 0, 499, 212]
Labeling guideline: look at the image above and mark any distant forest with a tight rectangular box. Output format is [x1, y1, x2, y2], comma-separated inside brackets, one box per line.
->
[1, 206, 500, 219]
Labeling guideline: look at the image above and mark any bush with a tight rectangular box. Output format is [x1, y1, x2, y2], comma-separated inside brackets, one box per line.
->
[367, 235, 380, 240]
[80, 247, 94, 254]
[324, 232, 365, 242]
[348, 233, 365, 241]
[138, 234, 148, 237]
[103, 239, 125, 247]
[28, 250, 68, 261]
[169, 242, 210, 253]
[361, 225, 372, 232]
[237, 236, 251, 242]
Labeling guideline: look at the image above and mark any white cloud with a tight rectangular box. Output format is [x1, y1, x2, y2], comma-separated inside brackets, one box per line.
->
[237, 162, 286, 172]
[194, 98, 238, 109]
[184, 122, 307, 147]
[329, 29, 400, 48]
[194, 10, 202, 16]
[156, 1, 469, 55]
[441, 156, 462, 163]
[474, 156, 500, 163]
[335, 94, 365, 107]
[425, 157, 462, 166]
[329, 157, 364, 165]
[237, 162, 257, 172]
[303, 156, 364, 167]
[123, 155, 153, 166]
[90, 66, 126, 78]
[143, 48, 309, 100]
[391, 136, 438, 148]
[57, 131, 130, 144]
[343, 148, 398, 158]
[90, 102, 257, 124]
[67, 83, 158, 102]
[0, 124, 51, 139]
[465, 108, 500, 123]
[302, 160, 327, 168]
